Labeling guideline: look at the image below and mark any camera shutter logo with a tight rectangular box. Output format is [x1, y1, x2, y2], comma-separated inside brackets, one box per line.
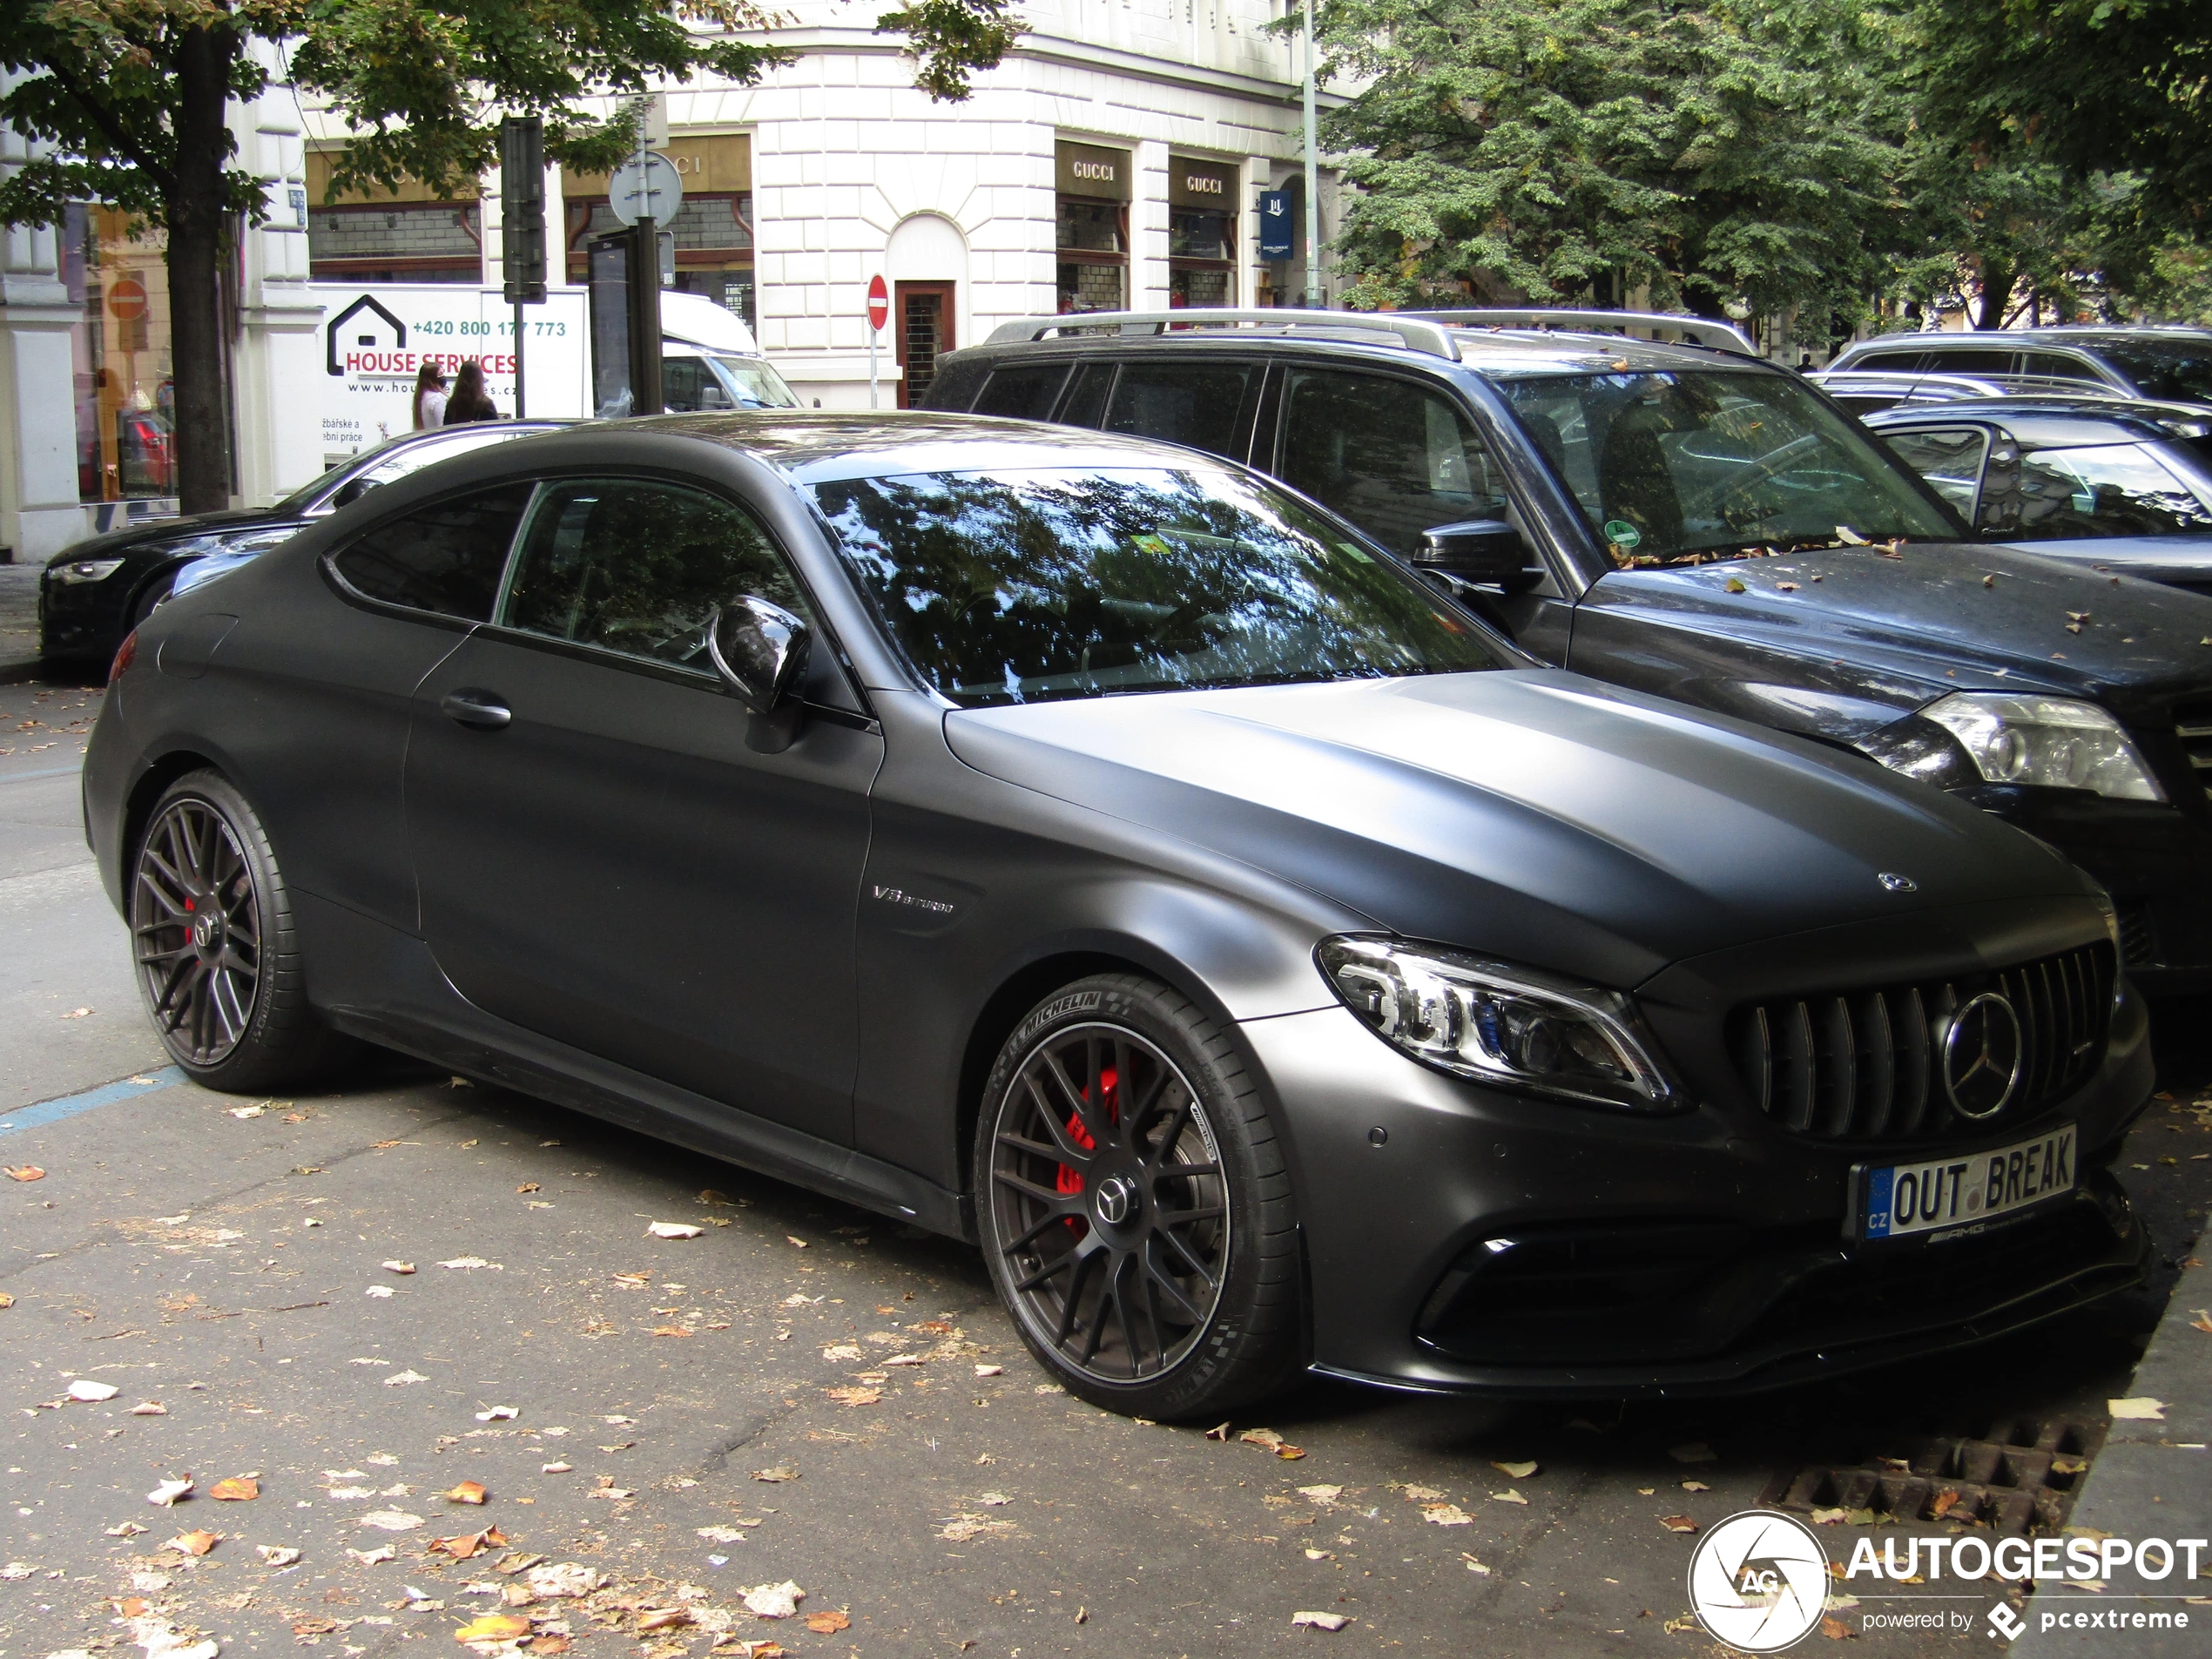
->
[1687, 1510, 1831, 1652]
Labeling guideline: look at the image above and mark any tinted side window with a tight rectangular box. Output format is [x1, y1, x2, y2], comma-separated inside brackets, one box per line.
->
[663, 356, 717, 412]
[1920, 345, 2011, 374]
[501, 480, 813, 672]
[2001, 444, 2212, 539]
[1278, 370, 1507, 556]
[2020, 352, 2105, 384]
[1880, 426, 1988, 516]
[331, 484, 534, 620]
[1103, 362, 1251, 460]
[974, 364, 1072, 421]
[1059, 363, 1112, 428]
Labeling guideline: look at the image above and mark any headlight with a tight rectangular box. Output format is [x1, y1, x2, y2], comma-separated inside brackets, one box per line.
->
[1315, 935, 1683, 1113]
[1918, 693, 2164, 801]
[51, 558, 125, 585]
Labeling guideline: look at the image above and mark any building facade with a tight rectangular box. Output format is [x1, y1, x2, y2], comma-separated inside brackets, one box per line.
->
[1, 0, 1337, 556]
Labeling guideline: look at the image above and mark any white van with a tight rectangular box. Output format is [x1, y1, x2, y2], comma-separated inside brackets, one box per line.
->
[658, 291, 801, 412]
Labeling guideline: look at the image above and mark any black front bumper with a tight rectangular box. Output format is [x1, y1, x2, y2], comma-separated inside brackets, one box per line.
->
[1244, 905, 2154, 1398]
[1964, 785, 2212, 993]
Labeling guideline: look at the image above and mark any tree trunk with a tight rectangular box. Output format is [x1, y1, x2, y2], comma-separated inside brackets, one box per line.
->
[1974, 258, 2013, 330]
[166, 24, 239, 515]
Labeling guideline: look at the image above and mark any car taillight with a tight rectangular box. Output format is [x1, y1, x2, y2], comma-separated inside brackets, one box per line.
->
[110, 628, 138, 685]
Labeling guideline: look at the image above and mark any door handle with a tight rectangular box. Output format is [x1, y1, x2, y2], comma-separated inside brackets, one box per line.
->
[440, 689, 512, 731]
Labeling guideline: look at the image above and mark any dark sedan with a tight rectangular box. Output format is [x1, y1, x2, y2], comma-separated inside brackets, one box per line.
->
[1865, 395, 2212, 590]
[39, 421, 566, 668]
[86, 413, 2150, 1412]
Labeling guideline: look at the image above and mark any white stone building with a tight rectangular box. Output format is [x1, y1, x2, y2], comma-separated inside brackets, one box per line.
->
[1, 0, 1340, 556]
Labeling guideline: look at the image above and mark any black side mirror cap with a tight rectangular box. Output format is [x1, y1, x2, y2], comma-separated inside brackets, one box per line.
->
[1413, 519, 1533, 585]
[708, 595, 813, 752]
[331, 478, 370, 509]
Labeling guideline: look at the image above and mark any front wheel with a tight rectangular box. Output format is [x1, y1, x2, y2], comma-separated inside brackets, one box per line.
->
[974, 974, 1305, 1419]
[130, 771, 345, 1090]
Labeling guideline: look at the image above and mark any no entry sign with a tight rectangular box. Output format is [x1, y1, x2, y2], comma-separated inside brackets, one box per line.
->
[107, 276, 149, 322]
[867, 274, 888, 332]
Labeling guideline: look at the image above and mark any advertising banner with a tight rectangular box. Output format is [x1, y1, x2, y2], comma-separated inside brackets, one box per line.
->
[313, 283, 590, 465]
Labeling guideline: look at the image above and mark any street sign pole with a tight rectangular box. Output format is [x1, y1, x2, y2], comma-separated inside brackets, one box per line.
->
[867, 274, 889, 409]
[1302, 0, 1322, 309]
[500, 115, 548, 416]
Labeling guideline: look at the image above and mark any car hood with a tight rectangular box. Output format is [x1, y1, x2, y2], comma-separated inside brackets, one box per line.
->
[1583, 539, 2212, 710]
[2000, 534, 2212, 589]
[46, 508, 292, 566]
[942, 670, 2089, 988]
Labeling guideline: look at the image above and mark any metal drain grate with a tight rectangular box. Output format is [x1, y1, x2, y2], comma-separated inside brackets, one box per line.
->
[1760, 1416, 2105, 1536]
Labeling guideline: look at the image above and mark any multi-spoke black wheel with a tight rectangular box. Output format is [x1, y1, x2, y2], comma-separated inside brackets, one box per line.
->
[129, 772, 344, 1089]
[977, 974, 1304, 1417]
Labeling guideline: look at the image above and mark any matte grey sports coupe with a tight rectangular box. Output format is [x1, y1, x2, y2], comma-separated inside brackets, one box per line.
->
[84, 413, 2153, 1415]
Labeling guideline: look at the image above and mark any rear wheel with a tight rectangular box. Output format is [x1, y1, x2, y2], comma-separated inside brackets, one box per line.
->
[130, 771, 343, 1090]
[975, 974, 1304, 1419]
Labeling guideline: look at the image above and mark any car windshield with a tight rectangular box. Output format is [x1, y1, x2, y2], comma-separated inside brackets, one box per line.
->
[804, 466, 1508, 707]
[2090, 338, 2212, 406]
[1495, 369, 1964, 566]
[274, 426, 550, 512]
[715, 356, 800, 408]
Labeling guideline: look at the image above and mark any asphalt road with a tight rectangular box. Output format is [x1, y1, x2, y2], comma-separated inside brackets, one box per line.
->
[3, 676, 2209, 1659]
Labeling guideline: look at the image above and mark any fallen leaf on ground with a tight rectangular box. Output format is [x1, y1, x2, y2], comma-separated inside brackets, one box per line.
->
[804, 1610, 851, 1635]
[825, 1386, 882, 1407]
[1388, 1484, 1446, 1501]
[0, 1293, 10, 1309]
[1461, 1554, 1491, 1575]
[2109, 1398, 2167, 1420]
[653, 1325, 693, 1339]
[445, 1481, 488, 1505]
[752, 1467, 798, 1482]
[541, 1462, 572, 1474]
[649, 1222, 704, 1239]
[358, 1511, 424, 1531]
[1660, 1515, 1699, 1534]
[146, 1478, 193, 1507]
[636, 1608, 694, 1633]
[228, 1104, 264, 1119]
[974, 1363, 1003, 1378]
[1723, 577, 1746, 593]
[208, 1477, 258, 1501]
[437, 1258, 496, 1271]
[293, 1617, 341, 1635]
[475, 1406, 517, 1422]
[454, 1615, 530, 1643]
[938, 1514, 1015, 1542]
[168, 1530, 219, 1555]
[385, 1371, 428, 1386]
[4, 1167, 45, 1182]
[1492, 1460, 1539, 1479]
[256, 1545, 301, 1565]
[2190, 1310, 2212, 1335]
[1298, 1485, 1343, 1507]
[1292, 1611, 1351, 1631]
[428, 1527, 506, 1558]
[366, 1285, 396, 1298]
[1931, 1489, 1963, 1520]
[1239, 1428, 1305, 1459]
[1490, 1490, 1529, 1507]
[67, 1379, 121, 1402]
[974, 1492, 1013, 1506]
[1423, 1503, 1474, 1526]
[821, 1343, 864, 1362]
[525, 1563, 604, 1597]
[1668, 1442, 1717, 1463]
[786, 1237, 808, 1248]
[614, 1273, 652, 1288]
[105, 1521, 149, 1537]
[382, 1261, 416, 1274]
[516, 1184, 540, 1194]
[742, 1581, 806, 1619]
[698, 1526, 745, 1543]
[61, 1008, 90, 1018]
[1821, 1615, 1853, 1640]
[524, 1638, 570, 1656]
[347, 1545, 397, 1565]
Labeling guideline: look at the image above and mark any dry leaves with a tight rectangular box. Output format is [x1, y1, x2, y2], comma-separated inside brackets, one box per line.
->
[1490, 1489, 1529, 1507]
[428, 1527, 507, 1559]
[938, 1514, 1016, 1542]
[1421, 1503, 1474, 1527]
[68, 1379, 121, 1402]
[2188, 1309, 2212, 1335]
[454, 1614, 531, 1643]
[1238, 1428, 1305, 1460]
[525, 1563, 604, 1598]
[824, 1386, 882, 1407]
[741, 1581, 806, 1619]
[649, 1222, 704, 1239]
[1492, 1460, 1538, 1479]
[146, 1477, 193, 1507]
[752, 1467, 798, 1483]
[208, 1477, 258, 1501]
[385, 1370, 429, 1386]
[2109, 1397, 2167, 1420]
[383, 1260, 416, 1274]
[1659, 1515, 1699, 1534]
[804, 1611, 851, 1635]
[168, 1530, 219, 1555]
[1291, 1610, 1351, 1631]
[358, 1510, 425, 1531]
[255, 1546, 300, 1566]
[445, 1480, 489, 1505]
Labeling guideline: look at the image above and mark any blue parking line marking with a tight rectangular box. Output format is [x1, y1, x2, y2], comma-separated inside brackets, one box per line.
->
[1, 1067, 185, 1136]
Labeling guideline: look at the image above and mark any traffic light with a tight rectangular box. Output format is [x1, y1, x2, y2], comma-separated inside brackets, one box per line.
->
[501, 118, 547, 304]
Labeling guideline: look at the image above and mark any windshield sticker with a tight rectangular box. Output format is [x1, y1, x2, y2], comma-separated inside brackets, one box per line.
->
[1603, 520, 1642, 549]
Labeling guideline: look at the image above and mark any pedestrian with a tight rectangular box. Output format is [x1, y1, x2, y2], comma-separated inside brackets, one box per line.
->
[443, 361, 502, 423]
[412, 362, 448, 429]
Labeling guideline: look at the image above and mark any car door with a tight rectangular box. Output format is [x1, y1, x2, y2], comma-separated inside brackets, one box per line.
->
[403, 473, 883, 1141]
[1262, 363, 1575, 656]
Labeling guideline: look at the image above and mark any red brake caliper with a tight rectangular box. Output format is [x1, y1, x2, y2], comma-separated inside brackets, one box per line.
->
[1055, 1065, 1118, 1233]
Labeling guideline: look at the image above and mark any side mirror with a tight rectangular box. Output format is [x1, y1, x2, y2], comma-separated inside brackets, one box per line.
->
[708, 595, 813, 751]
[331, 478, 370, 509]
[1413, 519, 1533, 586]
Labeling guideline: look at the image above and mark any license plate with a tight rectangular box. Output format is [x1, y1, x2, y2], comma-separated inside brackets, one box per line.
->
[1858, 1125, 2075, 1242]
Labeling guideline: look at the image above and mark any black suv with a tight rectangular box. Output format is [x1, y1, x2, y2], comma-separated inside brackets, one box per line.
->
[926, 308, 2212, 991]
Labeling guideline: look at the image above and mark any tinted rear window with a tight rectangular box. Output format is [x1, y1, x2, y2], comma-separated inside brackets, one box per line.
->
[1102, 363, 1252, 461]
[974, 364, 1072, 421]
[329, 485, 534, 620]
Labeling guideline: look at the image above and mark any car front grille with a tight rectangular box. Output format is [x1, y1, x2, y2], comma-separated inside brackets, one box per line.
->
[2175, 698, 2212, 798]
[1730, 944, 2114, 1143]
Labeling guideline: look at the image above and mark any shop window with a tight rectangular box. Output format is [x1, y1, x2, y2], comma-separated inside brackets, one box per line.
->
[564, 135, 756, 329]
[1169, 158, 1235, 308]
[1056, 140, 1130, 314]
[306, 152, 482, 284]
[63, 204, 181, 504]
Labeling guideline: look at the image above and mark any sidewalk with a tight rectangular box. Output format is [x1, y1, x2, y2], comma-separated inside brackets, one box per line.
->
[0, 561, 44, 683]
[2014, 1250, 2212, 1655]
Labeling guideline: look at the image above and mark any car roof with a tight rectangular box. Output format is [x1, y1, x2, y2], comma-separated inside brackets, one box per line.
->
[1863, 395, 2212, 447]
[615, 409, 1265, 483]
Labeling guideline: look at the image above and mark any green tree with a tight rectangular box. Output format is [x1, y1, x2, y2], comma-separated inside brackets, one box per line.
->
[1313, 0, 1898, 337]
[0, 0, 1020, 513]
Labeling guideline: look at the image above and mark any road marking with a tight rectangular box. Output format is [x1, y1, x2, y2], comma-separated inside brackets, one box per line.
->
[0, 765, 84, 785]
[2, 1067, 185, 1136]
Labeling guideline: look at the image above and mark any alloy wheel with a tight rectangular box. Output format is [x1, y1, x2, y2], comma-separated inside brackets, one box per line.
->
[132, 797, 261, 1066]
[987, 1022, 1230, 1385]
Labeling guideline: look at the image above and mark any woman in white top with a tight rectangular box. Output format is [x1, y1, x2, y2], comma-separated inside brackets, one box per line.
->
[412, 363, 448, 429]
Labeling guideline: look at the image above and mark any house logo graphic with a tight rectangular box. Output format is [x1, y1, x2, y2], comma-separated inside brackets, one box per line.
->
[327, 295, 408, 376]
